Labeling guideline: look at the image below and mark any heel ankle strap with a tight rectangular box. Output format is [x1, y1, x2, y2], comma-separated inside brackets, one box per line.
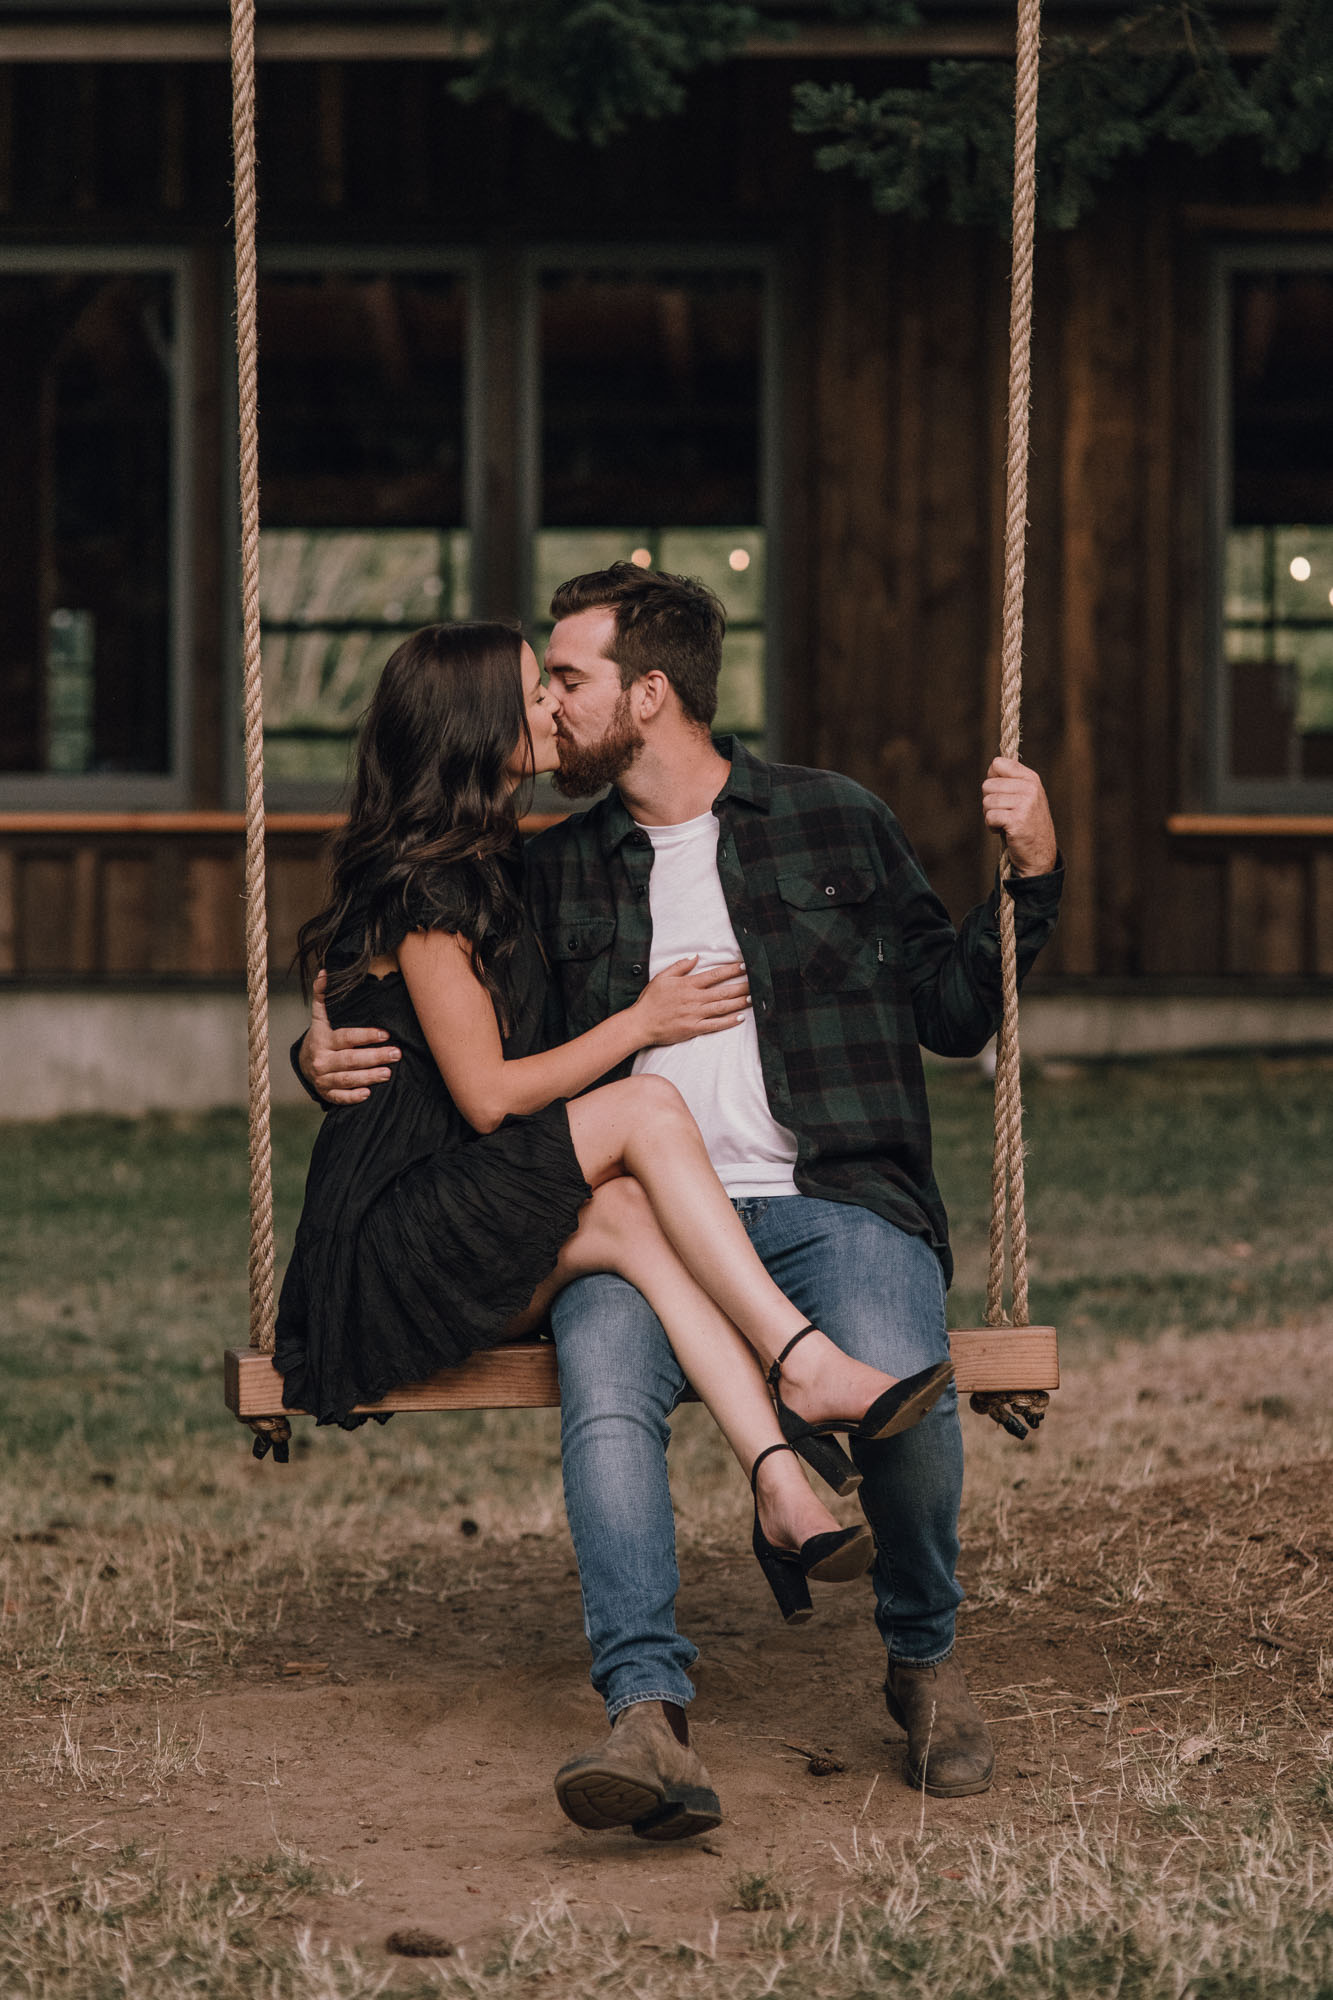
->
[749, 1440, 797, 1493]
[766, 1323, 819, 1393]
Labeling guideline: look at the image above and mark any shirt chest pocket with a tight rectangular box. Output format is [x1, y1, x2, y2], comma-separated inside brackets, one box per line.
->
[776, 866, 881, 994]
[544, 914, 617, 1029]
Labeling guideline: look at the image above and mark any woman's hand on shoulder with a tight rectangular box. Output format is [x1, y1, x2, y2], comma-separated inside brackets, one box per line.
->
[631, 957, 751, 1048]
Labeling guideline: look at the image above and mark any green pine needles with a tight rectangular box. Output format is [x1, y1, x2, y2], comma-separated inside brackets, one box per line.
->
[441, 1, 767, 143]
[794, 0, 1333, 228]
[435, 0, 1332, 225]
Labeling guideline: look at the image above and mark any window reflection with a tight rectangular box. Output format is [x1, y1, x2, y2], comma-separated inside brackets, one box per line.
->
[258, 269, 469, 786]
[259, 528, 470, 783]
[536, 269, 768, 753]
[0, 270, 175, 777]
[1224, 271, 1333, 786]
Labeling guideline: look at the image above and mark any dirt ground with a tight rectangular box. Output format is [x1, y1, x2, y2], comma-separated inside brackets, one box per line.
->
[4, 1322, 1331, 1969]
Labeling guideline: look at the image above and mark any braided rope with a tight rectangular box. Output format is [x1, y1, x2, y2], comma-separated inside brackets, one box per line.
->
[983, 0, 1041, 1338]
[231, 0, 276, 1356]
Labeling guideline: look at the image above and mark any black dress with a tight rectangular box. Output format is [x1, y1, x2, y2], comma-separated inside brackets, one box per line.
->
[273, 861, 592, 1427]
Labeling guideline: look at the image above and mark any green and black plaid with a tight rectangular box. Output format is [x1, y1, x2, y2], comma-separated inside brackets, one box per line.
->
[525, 738, 1063, 1284]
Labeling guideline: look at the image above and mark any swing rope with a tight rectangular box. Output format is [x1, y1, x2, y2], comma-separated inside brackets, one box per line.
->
[232, 0, 278, 1369]
[227, 0, 1047, 1438]
[976, 0, 1048, 1438]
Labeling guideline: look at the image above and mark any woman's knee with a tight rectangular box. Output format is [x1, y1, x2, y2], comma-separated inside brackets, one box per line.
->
[621, 1073, 692, 1132]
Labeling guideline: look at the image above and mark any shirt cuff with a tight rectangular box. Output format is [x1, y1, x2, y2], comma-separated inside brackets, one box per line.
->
[1003, 852, 1064, 911]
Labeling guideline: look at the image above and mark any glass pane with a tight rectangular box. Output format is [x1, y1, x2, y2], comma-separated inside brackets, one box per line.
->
[0, 270, 174, 775]
[258, 270, 469, 783]
[540, 270, 763, 529]
[716, 626, 765, 736]
[259, 271, 467, 527]
[535, 269, 767, 753]
[659, 527, 765, 623]
[532, 529, 653, 622]
[1225, 271, 1333, 787]
[260, 528, 470, 783]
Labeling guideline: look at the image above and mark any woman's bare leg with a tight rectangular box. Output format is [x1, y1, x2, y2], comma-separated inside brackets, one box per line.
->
[517, 1180, 848, 1555]
[564, 1076, 916, 1430]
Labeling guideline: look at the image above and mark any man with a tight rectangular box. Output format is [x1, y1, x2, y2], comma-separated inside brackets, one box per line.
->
[300, 564, 1061, 1837]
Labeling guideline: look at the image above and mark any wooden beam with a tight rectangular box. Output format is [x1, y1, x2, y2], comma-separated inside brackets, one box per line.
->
[0, 812, 342, 835]
[1168, 815, 1333, 839]
[1181, 205, 1333, 236]
[0, 810, 567, 835]
[0, 15, 1275, 64]
[225, 1327, 1060, 1419]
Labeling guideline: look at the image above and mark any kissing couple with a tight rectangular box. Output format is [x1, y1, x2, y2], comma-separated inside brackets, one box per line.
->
[283, 559, 1063, 1836]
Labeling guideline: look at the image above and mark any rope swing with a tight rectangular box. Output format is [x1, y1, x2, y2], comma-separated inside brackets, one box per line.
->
[223, 0, 1057, 1438]
[230, 0, 287, 1458]
[974, 0, 1052, 1443]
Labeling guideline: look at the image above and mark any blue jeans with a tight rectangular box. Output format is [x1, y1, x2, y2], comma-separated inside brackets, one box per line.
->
[550, 1195, 964, 1720]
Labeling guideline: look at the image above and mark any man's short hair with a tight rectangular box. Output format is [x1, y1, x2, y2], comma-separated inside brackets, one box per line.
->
[549, 563, 726, 729]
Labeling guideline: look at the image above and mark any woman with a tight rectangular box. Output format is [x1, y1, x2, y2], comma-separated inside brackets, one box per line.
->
[275, 623, 952, 1622]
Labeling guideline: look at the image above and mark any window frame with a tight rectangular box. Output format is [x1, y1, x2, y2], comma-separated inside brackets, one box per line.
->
[227, 245, 483, 812]
[1207, 240, 1333, 814]
[518, 244, 784, 769]
[0, 246, 194, 809]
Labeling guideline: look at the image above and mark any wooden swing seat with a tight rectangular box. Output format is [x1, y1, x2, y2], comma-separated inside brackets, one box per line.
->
[224, 1325, 1058, 1421]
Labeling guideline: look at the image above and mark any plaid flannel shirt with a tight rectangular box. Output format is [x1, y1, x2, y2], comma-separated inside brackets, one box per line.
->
[525, 738, 1063, 1285]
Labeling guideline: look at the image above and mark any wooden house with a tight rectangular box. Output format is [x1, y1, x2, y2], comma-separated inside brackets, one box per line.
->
[1, 0, 1330, 1111]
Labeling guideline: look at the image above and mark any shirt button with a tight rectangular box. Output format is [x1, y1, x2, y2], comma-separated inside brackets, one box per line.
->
[824, 885, 836, 897]
[632, 963, 643, 976]
[566, 938, 577, 951]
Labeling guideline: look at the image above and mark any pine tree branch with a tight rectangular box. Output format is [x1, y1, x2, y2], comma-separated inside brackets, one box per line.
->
[441, 0, 767, 143]
[791, 0, 1333, 229]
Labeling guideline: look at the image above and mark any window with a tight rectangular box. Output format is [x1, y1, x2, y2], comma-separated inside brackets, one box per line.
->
[527, 260, 773, 758]
[1213, 249, 1333, 808]
[256, 260, 473, 799]
[0, 253, 189, 806]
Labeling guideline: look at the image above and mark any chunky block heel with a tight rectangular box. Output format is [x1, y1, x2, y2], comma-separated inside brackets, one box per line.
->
[752, 1516, 814, 1624]
[783, 1424, 862, 1497]
[749, 1441, 875, 1625]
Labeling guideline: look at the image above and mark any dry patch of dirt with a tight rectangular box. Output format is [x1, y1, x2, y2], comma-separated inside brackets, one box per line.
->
[2, 1325, 1330, 1967]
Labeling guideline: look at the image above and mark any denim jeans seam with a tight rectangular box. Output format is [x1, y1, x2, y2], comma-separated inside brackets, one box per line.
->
[606, 1687, 695, 1723]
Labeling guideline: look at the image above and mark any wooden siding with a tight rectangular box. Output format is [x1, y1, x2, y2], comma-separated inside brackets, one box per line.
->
[0, 829, 319, 981]
[0, 57, 1331, 986]
[795, 176, 1333, 983]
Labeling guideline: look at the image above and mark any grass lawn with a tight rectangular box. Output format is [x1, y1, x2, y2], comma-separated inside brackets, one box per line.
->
[2, 1056, 1331, 1996]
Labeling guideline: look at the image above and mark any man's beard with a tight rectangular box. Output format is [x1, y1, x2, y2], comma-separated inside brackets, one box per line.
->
[553, 689, 645, 797]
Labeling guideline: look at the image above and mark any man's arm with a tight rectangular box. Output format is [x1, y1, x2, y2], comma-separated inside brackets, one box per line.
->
[293, 970, 401, 1106]
[884, 758, 1062, 1059]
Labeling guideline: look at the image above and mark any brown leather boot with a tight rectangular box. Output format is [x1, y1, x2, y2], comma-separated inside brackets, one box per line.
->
[554, 1701, 722, 1842]
[884, 1652, 995, 1797]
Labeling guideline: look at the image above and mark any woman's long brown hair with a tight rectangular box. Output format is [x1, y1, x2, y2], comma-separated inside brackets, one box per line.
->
[297, 621, 534, 1021]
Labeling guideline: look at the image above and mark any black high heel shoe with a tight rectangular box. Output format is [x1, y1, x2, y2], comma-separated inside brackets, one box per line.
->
[750, 1441, 875, 1625]
[767, 1326, 955, 1496]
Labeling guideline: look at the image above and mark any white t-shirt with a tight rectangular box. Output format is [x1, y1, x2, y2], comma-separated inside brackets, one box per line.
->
[631, 809, 798, 1199]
